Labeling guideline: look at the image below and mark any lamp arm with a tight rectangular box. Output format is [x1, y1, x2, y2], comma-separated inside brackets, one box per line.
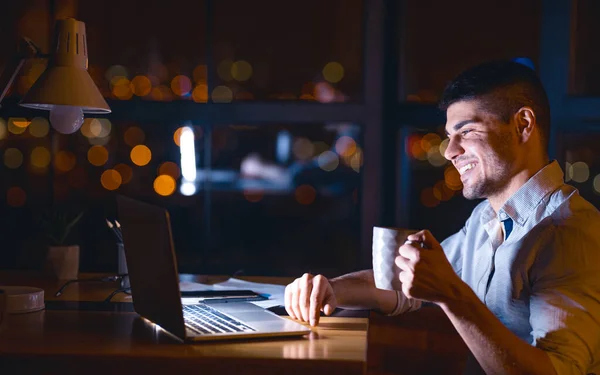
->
[0, 37, 46, 107]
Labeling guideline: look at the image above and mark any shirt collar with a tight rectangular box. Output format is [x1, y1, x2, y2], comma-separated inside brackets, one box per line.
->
[478, 161, 564, 228]
[499, 160, 564, 226]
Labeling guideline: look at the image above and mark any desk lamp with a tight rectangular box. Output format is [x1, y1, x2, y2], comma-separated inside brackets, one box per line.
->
[0, 18, 110, 315]
[0, 18, 110, 134]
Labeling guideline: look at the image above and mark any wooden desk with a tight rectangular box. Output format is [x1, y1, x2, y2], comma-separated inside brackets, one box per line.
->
[0, 271, 367, 375]
[0, 271, 470, 375]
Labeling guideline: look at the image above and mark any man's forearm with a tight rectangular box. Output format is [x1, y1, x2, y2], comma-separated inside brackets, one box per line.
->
[330, 269, 397, 313]
[440, 282, 556, 375]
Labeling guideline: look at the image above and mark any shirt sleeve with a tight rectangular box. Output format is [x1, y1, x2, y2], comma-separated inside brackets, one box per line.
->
[529, 223, 600, 375]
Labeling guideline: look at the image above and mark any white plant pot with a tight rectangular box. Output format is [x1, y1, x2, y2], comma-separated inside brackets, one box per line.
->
[44, 245, 80, 280]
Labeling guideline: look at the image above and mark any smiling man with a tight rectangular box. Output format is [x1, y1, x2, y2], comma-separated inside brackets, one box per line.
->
[284, 60, 600, 375]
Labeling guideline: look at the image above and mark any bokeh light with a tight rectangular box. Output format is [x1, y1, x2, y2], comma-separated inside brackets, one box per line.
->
[295, 184, 317, 205]
[570, 161, 589, 183]
[30, 147, 51, 168]
[439, 138, 450, 157]
[173, 127, 184, 147]
[565, 162, 573, 182]
[593, 174, 600, 194]
[124, 126, 145, 147]
[231, 60, 253, 81]
[100, 169, 122, 190]
[243, 189, 263, 203]
[192, 84, 209, 103]
[317, 151, 339, 171]
[433, 180, 454, 201]
[427, 146, 447, 167]
[0, 118, 6, 139]
[54, 150, 77, 173]
[444, 165, 462, 191]
[322, 62, 344, 83]
[132, 75, 152, 97]
[28, 117, 50, 138]
[8, 118, 28, 134]
[193, 64, 207, 83]
[87, 145, 109, 166]
[4, 148, 23, 169]
[217, 59, 233, 81]
[130, 145, 152, 166]
[6, 187, 26, 207]
[114, 163, 133, 184]
[153, 175, 176, 196]
[158, 161, 180, 180]
[421, 187, 440, 208]
[171, 75, 192, 96]
[334, 136, 357, 157]
[409, 136, 427, 161]
[212, 86, 233, 102]
[350, 149, 363, 172]
[111, 77, 133, 100]
[292, 137, 314, 161]
[105, 65, 129, 82]
[421, 133, 442, 152]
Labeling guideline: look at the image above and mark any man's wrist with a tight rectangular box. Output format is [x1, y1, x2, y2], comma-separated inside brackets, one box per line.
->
[437, 278, 475, 313]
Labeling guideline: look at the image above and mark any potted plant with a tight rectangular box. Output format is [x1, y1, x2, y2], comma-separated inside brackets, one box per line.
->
[37, 206, 84, 280]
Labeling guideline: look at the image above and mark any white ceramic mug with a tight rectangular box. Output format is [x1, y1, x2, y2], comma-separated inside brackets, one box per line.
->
[372, 226, 417, 290]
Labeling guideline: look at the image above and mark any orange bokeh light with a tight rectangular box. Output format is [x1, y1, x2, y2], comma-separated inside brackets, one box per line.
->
[295, 184, 316, 205]
[243, 189, 264, 203]
[87, 145, 109, 166]
[6, 186, 26, 207]
[54, 151, 77, 173]
[132, 75, 152, 97]
[114, 163, 133, 184]
[101, 169, 122, 190]
[153, 175, 176, 196]
[158, 161, 180, 180]
[130, 145, 152, 166]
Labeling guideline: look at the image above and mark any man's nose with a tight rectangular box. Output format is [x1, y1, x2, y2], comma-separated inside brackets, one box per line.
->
[443, 136, 463, 161]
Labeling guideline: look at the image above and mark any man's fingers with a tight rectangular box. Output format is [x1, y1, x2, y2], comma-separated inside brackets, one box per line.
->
[299, 273, 312, 322]
[284, 284, 296, 319]
[395, 255, 413, 272]
[309, 275, 326, 326]
[291, 279, 302, 321]
[399, 244, 419, 262]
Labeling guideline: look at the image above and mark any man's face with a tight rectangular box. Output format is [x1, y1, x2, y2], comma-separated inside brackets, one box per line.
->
[443, 100, 518, 201]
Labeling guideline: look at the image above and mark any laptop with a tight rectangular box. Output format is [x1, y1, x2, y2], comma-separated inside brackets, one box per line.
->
[116, 194, 311, 342]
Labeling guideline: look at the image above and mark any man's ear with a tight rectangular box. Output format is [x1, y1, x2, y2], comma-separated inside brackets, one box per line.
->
[514, 107, 536, 143]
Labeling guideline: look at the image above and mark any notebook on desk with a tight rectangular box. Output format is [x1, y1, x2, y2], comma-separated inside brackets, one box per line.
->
[116, 194, 311, 342]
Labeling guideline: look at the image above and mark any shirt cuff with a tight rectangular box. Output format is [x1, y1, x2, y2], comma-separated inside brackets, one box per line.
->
[386, 290, 422, 316]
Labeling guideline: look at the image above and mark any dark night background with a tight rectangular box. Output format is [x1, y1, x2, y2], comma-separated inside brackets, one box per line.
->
[0, 0, 599, 278]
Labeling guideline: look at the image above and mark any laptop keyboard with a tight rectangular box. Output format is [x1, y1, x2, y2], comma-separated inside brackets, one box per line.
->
[183, 304, 255, 334]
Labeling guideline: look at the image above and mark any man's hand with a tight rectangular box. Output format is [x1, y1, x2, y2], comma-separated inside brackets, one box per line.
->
[284, 273, 338, 326]
[395, 230, 463, 305]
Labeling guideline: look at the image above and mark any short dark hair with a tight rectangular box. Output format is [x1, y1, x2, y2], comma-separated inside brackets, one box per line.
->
[439, 60, 551, 152]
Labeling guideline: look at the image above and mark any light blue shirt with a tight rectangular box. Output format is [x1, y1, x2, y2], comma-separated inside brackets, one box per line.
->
[441, 161, 600, 375]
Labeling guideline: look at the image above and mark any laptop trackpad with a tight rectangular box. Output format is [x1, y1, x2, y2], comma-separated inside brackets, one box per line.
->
[230, 311, 281, 323]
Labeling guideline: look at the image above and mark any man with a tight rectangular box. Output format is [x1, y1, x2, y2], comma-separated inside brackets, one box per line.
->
[284, 60, 600, 375]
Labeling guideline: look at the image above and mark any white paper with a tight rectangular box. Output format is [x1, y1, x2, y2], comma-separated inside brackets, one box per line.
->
[178, 278, 286, 308]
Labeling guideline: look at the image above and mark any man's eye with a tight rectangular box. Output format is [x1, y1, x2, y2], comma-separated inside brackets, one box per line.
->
[461, 129, 472, 136]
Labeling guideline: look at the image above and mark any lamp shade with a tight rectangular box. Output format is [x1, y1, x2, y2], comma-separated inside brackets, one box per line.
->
[19, 18, 110, 114]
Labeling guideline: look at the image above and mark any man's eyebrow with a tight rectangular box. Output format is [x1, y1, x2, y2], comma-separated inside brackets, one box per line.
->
[445, 120, 475, 136]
